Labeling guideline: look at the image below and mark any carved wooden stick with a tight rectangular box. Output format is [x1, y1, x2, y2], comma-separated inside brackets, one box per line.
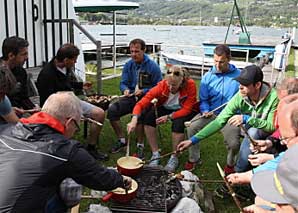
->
[217, 162, 243, 212]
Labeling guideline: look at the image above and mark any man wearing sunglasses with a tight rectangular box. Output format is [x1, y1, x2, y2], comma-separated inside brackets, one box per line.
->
[0, 92, 131, 212]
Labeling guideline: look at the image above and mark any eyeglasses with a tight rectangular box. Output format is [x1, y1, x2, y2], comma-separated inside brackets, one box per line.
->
[167, 70, 182, 76]
[279, 135, 297, 145]
[71, 118, 81, 133]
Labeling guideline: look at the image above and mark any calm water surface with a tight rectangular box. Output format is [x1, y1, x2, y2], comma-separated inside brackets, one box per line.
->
[81, 25, 289, 55]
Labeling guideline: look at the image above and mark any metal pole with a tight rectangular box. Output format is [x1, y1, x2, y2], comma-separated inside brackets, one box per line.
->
[69, 21, 74, 44]
[96, 40, 102, 94]
[113, 11, 117, 74]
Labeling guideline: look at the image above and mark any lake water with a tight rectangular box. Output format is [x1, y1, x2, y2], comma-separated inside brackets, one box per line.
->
[81, 25, 290, 56]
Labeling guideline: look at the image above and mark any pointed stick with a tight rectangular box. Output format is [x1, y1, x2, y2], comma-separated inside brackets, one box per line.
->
[216, 162, 243, 212]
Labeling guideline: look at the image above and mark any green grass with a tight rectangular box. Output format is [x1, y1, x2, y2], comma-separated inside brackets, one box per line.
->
[75, 75, 247, 212]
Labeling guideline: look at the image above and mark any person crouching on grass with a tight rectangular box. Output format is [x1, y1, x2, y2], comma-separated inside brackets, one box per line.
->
[127, 65, 198, 173]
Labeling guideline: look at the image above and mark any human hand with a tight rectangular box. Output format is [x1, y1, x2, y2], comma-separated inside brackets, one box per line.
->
[250, 139, 272, 153]
[226, 171, 252, 185]
[177, 140, 192, 152]
[243, 204, 270, 213]
[83, 81, 92, 90]
[202, 112, 213, 118]
[127, 116, 138, 134]
[134, 89, 143, 97]
[123, 89, 130, 96]
[122, 175, 132, 190]
[228, 115, 243, 126]
[156, 115, 168, 125]
[248, 153, 274, 166]
[13, 107, 25, 115]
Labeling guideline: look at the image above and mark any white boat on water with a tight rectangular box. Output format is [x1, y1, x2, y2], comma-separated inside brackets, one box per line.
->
[161, 52, 252, 71]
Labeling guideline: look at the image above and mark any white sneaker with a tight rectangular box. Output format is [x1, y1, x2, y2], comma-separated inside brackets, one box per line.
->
[164, 156, 179, 173]
[149, 153, 160, 166]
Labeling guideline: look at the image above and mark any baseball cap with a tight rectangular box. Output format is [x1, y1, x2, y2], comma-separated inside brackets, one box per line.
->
[251, 144, 298, 206]
[234, 65, 263, 86]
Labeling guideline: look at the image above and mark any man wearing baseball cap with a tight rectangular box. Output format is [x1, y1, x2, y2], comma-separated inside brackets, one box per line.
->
[178, 64, 278, 197]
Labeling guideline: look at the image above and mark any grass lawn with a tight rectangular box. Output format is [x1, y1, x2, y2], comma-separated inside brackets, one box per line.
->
[74, 73, 250, 212]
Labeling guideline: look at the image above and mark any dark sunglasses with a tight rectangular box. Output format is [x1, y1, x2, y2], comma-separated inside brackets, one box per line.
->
[167, 70, 182, 76]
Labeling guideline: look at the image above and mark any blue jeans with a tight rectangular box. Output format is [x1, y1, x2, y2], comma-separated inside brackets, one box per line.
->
[235, 127, 271, 172]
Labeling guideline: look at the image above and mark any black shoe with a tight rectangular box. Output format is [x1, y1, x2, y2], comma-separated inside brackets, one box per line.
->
[110, 140, 127, 154]
[87, 146, 109, 161]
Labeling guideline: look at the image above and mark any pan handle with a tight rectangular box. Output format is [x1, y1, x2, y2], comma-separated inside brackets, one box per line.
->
[101, 192, 113, 202]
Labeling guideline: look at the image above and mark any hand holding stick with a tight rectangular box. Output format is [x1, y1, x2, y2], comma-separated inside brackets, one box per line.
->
[151, 98, 159, 118]
[239, 125, 259, 154]
[151, 98, 162, 139]
[217, 162, 243, 212]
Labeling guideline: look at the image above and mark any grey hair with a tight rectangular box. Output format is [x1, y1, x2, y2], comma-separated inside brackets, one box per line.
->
[276, 77, 298, 95]
[42, 92, 82, 122]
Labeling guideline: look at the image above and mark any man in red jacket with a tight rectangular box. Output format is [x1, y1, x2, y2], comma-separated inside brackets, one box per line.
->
[127, 65, 198, 173]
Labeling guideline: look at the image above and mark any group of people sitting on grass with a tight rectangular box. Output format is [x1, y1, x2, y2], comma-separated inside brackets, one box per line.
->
[1, 35, 298, 212]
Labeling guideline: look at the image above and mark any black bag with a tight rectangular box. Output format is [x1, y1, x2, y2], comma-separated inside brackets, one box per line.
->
[138, 71, 152, 89]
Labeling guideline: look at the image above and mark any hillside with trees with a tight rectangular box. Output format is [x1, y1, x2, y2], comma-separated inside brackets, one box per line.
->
[78, 0, 298, 27]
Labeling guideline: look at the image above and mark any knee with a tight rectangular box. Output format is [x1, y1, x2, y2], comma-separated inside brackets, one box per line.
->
[227, 140, 240, 151]
[91, 107, 105, 122]
[247, 127, 259, 137]
[187, 123, 200, 137]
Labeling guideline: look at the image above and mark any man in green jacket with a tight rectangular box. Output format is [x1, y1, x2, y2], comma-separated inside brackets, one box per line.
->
[178, 65, 278, 174]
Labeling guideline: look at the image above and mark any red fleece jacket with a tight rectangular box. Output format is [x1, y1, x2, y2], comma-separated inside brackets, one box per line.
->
[133, 79, 198, 119]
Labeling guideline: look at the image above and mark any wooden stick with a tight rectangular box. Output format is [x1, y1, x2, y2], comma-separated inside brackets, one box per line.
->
[184, 102, 228, 127]
[81, 117, 103, 126]
[178, 178, 224, 183]
[140, 150, 182, 164]
[239, 125, 259, 155]
[126, 133, 130, 157]
[217, 162, 243, 212]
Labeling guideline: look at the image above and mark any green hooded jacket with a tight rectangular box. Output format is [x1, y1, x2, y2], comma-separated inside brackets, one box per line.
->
[191, 82, 278, 144]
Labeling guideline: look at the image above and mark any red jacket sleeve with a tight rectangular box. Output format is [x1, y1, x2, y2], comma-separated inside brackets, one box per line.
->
[132, 81, 164, 116]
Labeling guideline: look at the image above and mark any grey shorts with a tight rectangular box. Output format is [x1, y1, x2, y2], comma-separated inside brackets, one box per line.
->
[80, 100, 95, 117]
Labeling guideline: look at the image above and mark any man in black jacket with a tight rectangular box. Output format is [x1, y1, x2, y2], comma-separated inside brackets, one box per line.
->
[0, 92, 131, 212]
[37, 43, 108, 161]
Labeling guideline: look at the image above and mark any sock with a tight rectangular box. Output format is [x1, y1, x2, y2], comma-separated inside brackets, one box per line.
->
[119, 138, 126, 144]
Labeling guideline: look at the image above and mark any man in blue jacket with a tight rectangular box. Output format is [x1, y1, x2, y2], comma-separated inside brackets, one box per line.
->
[107, 38, 162, 158]
[184, 44, 241, 174]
